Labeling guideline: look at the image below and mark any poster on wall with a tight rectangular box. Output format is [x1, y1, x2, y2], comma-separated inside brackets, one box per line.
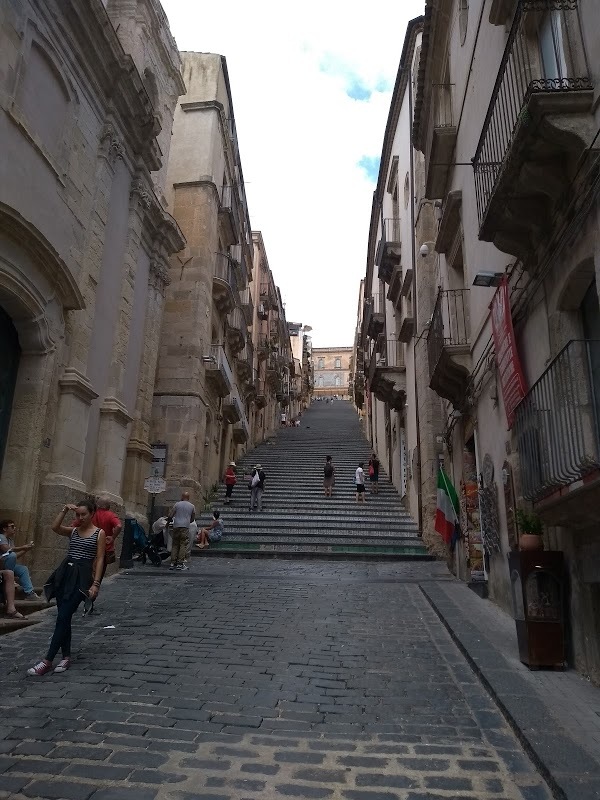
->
[490, 275, 527, 428]
[461, 444, 486, 582]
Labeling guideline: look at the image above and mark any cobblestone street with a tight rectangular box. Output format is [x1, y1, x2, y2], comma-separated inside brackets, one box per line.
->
[0, 560, 557, 800]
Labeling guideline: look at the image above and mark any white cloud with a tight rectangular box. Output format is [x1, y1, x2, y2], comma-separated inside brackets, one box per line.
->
[160, 0, 424, 346]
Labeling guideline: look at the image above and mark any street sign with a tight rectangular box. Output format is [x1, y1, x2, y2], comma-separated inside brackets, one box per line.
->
[144, 476, 166, 494]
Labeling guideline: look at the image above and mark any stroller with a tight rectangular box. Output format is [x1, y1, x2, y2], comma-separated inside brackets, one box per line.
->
[131, 519, 162, 566]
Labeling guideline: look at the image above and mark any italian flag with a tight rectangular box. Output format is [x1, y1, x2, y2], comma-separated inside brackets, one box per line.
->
[435, 467, 460, 547]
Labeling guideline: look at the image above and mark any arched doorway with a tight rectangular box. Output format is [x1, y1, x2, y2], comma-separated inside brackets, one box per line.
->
[0, 306, 20, 474]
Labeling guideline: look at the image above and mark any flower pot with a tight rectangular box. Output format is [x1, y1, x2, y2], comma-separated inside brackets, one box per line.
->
[519, 533, 544, 552]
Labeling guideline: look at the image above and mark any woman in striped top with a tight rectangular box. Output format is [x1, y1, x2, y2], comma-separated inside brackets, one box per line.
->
[27, 500, 106, 676]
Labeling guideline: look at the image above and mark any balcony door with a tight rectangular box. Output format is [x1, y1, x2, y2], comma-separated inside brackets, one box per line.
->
[538, 11, 567, 82]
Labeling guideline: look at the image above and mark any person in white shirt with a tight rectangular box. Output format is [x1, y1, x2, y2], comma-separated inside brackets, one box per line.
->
[355, 462, 366, 503]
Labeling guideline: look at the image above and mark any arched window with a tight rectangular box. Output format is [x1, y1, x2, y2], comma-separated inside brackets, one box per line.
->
[317, 376, 324, 387]
[335, 358, 341, 369]
[334, 375, 341, 387]
[318, 357, 324, 369]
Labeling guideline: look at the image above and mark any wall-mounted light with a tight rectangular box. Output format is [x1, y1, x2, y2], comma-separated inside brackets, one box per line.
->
[473, 271, 504, 287]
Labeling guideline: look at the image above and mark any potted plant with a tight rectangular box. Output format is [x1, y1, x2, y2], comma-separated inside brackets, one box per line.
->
[516, 508, 544, 552]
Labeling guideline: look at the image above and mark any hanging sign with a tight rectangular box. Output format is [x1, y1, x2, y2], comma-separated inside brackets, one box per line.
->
[490, 276, 527, 428]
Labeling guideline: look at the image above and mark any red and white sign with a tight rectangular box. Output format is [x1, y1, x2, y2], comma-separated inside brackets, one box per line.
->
[490, 276, 527, 429]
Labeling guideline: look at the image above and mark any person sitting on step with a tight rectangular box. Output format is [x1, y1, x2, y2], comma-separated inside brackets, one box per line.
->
[196, 510, 224, 549]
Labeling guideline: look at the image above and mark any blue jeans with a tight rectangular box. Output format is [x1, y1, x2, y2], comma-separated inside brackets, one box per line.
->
[1, 553, 34, 595]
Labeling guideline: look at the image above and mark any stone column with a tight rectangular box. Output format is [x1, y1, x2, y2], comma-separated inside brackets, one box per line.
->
[90, 175, 151, 502]
[122, 253, 171, 517]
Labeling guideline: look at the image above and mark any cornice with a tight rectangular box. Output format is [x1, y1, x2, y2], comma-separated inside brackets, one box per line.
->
[59, 0, 162, 172]
[365, 16, 423, 296]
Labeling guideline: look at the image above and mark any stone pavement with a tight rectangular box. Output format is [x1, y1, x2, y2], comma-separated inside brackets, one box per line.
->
[0, 558, 584, 800]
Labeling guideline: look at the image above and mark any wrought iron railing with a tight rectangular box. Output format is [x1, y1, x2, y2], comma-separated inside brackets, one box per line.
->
[213, 253, 238, 292]
[368, 339, 405, 382]
[427, 289, 469, 378]
[473, 0, 591, 227]
[228, 306, 246, 334]
[514, 339, 600, 501]
[205, 344, 234, 392]
[432, 83, 454, 128]
[381, 217, 401, 245]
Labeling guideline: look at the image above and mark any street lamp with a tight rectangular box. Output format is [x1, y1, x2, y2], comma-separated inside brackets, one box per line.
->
[472, 271, 504, 287]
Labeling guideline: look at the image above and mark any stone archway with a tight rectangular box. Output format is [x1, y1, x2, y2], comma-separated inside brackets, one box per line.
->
[0, 204, 83, 540]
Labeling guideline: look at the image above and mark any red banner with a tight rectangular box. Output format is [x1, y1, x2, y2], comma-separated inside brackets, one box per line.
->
[490, 276, 527, 428]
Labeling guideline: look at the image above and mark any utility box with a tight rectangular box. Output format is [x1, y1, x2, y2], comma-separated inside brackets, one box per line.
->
[509, 551, 565, 669]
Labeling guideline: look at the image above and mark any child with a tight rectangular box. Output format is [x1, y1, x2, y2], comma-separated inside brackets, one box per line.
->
[196, 510, 224, 549]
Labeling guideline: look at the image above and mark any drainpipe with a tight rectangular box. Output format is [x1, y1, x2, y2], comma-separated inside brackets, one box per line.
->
[408, 63, 423, 537]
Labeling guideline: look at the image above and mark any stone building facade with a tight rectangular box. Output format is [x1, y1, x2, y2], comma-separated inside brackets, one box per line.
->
[355, 17, 445, 556]
[151, 52, 255, 510]
[151, 55, 298, 511]
[0, 0, 185, 576]
[312, 347, 353, 398]
[358, 0, 600, 683]
[251, 232, 296, 438]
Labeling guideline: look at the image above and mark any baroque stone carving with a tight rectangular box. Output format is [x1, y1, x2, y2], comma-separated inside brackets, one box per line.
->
[130, 179, 152, 209]
[149, 257, 171, 291]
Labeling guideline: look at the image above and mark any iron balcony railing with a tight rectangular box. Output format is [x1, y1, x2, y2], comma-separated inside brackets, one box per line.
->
[432, 82, 454, 128]
[427, 289, 469, 378]
[381, 217, 401, 245]
[213, 253, 238, 293]
[514, 339, 600, 501]
[228, 306, 246, 335]
[473, 0, 591, 227]
[204, 344, 234, 393]
[368, 339, 405, 383]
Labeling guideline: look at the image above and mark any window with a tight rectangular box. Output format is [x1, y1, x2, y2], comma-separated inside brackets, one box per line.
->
[404, 173, 410, 209]
[334, 375, 341, 387]
[335, 358, 341, 369]
[318, 357, 324, 369]
[317, 376, 324, 387]
[538, 11, 567, 81]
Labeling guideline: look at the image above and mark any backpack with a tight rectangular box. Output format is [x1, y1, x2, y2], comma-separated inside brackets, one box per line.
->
[324, 463, 334, 478]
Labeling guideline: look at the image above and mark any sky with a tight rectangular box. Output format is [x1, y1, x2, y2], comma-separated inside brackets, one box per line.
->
[161, 0, 425, 347]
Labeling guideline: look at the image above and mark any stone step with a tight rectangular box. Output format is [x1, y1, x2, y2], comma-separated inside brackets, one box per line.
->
[194, 532, 423, 546]
[195, 520, 419, 535]
[191, 541, 433, 560]
[197, 510, 417, 523]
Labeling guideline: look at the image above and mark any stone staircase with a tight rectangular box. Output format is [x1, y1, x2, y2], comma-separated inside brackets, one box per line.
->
[194, 401, 432, 561]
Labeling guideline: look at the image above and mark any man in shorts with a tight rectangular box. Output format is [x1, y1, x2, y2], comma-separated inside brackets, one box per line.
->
[355, 462, 366, 503]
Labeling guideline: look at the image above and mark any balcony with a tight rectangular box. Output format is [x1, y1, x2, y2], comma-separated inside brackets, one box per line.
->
[375, 218, 401, 284]
[473, 1, 593, 259]
[427, 289, 471, 409]
[240, 286, 254, 325]
[218, 184, 240, 247]
[223, 390, 243, 424]
[257, 301, 268, 320]
[227, 306, 247, 354]
[364, 291, 385, 341]
[255, 378, 267, 408]
[260, 282, 275, 310]
[233, 415, 250, 444]
[514, 340, 600, 524]
[257, 334, 270, 360]
[213, 254, 237, 315]
[367, 339, 406, 410]
[266, 356, 281, 386]
[229, 244, 248, 289]
[236, 338, 253, 381]
[203, 344, 234, 398]
[426, 83, 457, 200]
